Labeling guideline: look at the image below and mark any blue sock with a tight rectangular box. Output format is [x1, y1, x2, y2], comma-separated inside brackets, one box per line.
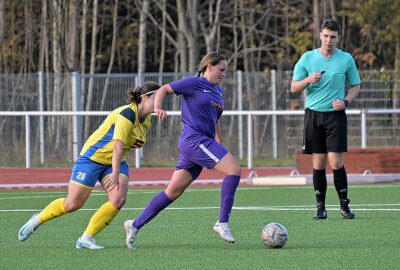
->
[219, 175, 240, 223]
[133, 191, 173, 230]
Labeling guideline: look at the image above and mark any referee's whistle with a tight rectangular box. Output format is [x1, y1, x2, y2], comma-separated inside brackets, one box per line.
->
[320, 71, 325, 74]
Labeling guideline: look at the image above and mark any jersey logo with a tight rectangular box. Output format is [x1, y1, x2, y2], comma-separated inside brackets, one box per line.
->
[131, 139, 145, 148]
[210, 100, 224, 111]
[203, 89, 211, 93]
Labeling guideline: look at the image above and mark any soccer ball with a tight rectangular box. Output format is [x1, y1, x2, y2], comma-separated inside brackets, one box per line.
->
[261, 222, 288, 249]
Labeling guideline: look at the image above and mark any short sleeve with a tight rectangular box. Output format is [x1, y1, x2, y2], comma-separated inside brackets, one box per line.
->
[346, 56, 361, 86]
[113, 108, 136, 144]
[292, 53, 309, 81]
[169, 77, 199, 96]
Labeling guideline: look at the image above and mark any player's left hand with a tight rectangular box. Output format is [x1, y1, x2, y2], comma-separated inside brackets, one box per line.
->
[154, 107, 168, 120]
[332, 100, 346, 111]
[103, 174, 119, 191]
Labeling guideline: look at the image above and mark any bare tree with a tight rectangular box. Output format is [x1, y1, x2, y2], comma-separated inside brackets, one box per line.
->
[138, 0, 149, 75]
[158, 0, 166, 73]
[84, 0, 98, 138]
[100, 0, 118, 110]
[67, 0, 79, 71]
[51, 0, 62, 111]
[147, 1, 179, 69]
[38, 0, 51, 118]
[0, 0, 5, 74]
[329, 0, 336, 19]
[199, 0, 222, 52]
[313, 0, 320, 48]
[0, 0, 6, 59]
[0, 0, 399, 75]
[50, 0, 63, 150]
[230, 0, 239, 70]
[23, 1, 34, 73]
[38, 0, 48, 73]
[80, 0, 88, 111]
[0, 0, 5, 48]
[176, 0, 199, 72]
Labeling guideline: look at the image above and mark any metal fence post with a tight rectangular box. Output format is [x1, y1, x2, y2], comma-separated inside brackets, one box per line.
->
[271, 70, 277, 159]
[361, 109, 367, 148]
[135, 75, 143, 168]
[25, 115, 31, 168]
[71, 72, 82, 160]
[237, 70, 243, 160]
[38, 71, 45, 164]
[247, 113, 253, 168]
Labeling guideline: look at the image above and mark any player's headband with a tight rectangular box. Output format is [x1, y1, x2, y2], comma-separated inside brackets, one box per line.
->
[140, 90, 157, 97]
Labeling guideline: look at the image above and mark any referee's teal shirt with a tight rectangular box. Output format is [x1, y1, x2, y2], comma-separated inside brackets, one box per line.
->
[292, 49, 361, 112]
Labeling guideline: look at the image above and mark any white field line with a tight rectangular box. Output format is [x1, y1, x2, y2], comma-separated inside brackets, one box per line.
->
[1, 184, 400, 194]
[0, 192, 155, 200]
[1, 184, 399, 198]
[1, 184, 400, 198]
[1, 204, 400, 213]
[1, 185, 399, 212]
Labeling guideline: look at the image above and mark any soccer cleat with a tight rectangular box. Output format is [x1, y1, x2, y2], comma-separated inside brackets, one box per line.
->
[340, 199, 355, 219]
[124, 219, 139, 250]
[75, 236, 105, 250]
[313, 202, 327, 220]
[213, 221, 235, 243]
[18, 213, 41, 241]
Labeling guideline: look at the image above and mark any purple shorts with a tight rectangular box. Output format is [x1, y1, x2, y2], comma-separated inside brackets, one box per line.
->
[176, 136, 228, 180]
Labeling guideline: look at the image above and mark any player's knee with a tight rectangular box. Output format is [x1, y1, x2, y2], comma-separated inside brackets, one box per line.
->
[235, 166, 242, 176]
[166, 189, 184, 201]
[109, 196, 126, 209]
[330, 160, 344, 170]
[63, 200, 83, 212]
[171, 190, 184, 200]
[228, 165, 241, 176]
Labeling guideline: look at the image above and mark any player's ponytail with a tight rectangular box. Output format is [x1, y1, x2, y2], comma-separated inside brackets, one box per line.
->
[126, 81, 160, 104]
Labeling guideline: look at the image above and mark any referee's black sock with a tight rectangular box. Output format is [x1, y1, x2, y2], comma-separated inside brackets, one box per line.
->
[333, 166, 348, 201]
[313, 169, 327, 205]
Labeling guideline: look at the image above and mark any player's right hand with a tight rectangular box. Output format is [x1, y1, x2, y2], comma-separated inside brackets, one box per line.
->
[309, 72, 324, 83]
[154, 108, 167, 120]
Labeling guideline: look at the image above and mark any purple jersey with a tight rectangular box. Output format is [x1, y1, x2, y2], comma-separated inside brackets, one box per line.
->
[169, 76, 224, 145]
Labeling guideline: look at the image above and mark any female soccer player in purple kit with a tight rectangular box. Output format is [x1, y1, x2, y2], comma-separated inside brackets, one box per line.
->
[124, 52, 241, 249]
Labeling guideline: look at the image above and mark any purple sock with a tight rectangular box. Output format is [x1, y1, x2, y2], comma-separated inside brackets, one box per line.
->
[133, 191, 173, 230]
[219, 175, 240, 223]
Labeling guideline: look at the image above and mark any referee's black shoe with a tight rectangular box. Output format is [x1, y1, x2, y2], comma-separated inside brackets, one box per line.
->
[340, 199, 355, 219]
[313, 202, 327, 220]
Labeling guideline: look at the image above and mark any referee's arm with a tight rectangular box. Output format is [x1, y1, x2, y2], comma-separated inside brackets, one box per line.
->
[290, 79, 309, 93]
[344, 84, 361, 103]
[291, 72, 324, 94]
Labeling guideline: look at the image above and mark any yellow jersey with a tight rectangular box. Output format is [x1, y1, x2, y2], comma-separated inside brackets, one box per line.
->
[80, 104, 151, 164]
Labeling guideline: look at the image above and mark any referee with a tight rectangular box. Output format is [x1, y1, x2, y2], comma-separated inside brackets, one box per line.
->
[290, 19, 361, 220]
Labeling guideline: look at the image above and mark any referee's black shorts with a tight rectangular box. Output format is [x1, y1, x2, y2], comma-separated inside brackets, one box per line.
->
[302, 108, 348, 154]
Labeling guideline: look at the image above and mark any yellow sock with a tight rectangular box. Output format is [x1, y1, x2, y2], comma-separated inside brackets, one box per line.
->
[83, 202, 119, 237]
[38, 198, 67, 223]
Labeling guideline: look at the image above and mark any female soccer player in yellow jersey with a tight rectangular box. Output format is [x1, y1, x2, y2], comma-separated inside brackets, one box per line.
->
[18, 81, 160, 249]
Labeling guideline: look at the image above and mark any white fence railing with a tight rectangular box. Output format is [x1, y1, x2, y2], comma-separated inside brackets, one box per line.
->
[1, 109, 400, 168]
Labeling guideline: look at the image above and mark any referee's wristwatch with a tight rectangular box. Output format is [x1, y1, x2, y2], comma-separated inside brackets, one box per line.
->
[343, 99, 350, 107]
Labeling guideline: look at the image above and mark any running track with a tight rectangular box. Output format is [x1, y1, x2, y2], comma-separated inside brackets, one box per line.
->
[0, 167, 295, 189]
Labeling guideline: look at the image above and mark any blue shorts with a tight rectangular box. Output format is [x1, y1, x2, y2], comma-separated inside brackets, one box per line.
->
[70, 156, 129, 188]
[176, 137, 228, 180]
